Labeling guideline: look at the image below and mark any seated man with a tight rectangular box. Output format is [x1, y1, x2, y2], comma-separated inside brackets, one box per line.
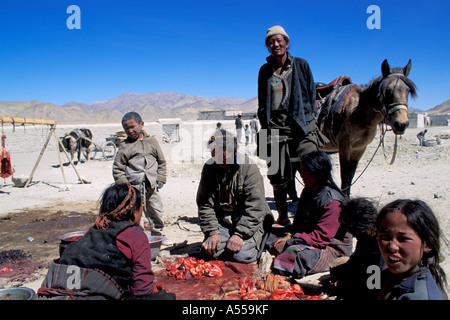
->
[196, 130, 273, 263]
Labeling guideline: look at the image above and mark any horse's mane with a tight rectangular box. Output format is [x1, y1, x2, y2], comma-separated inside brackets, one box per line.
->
[363, 67, 417, 100]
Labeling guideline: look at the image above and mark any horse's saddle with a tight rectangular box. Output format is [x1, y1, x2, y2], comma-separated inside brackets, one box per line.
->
[315, 75, 356, 138]
[71, 129, 88, 141]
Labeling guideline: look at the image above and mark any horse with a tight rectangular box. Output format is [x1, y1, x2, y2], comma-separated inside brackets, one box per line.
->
[316, 59, 417, 196]
[59, 128, 93, 164]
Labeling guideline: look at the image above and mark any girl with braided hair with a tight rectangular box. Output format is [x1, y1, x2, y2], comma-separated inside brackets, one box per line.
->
[38, 183, 175, 300]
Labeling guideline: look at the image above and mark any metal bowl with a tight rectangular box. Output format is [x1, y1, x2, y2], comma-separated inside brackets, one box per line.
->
[12, 177, 29, 188]
[0, 287, 36, 300]
[148, 236, 163, 261]
[59, 231, 86, 256]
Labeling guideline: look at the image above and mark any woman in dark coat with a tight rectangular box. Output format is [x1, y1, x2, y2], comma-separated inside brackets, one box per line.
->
[270, 150, 352, 278]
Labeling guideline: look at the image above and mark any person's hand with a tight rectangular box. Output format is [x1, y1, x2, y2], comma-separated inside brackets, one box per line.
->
[271, 235, 291, 255]
[202, 234, 221, 255]
[226, 234, 244, 253]
[157, 181, 164, 190]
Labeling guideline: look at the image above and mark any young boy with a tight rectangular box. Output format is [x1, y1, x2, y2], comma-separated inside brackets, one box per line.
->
[113, 112, 169, 242]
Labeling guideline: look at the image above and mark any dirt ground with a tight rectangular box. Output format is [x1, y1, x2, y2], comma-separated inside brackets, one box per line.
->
[0, 121, 449, 297]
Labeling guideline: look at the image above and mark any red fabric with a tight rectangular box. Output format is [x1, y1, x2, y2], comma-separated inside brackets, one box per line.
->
[116, 226, 155, 296]
[293, 200, 342, 249]
[1, 134, 14, 179]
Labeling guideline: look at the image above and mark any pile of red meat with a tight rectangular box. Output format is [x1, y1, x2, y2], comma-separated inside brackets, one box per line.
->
[239, 273, 328, 300]
[166, 257, 225, 280]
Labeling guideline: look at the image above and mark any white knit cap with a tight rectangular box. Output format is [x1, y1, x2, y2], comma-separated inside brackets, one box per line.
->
[265, 25, 289, 43]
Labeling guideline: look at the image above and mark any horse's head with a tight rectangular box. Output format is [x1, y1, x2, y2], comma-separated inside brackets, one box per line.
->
[378, 59, 417, 134]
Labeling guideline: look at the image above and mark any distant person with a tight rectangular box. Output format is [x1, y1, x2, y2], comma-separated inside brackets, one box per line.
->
[245, 124, 250, 146]
[257, 25, 328, 226]
[249, 114, 260, 144]
[216, 122, 222, 131]
[376, 199, 448, 300]
[196, 130, 273, 263]
[235, 113, 244, 143]
[113, 112, 170, 244]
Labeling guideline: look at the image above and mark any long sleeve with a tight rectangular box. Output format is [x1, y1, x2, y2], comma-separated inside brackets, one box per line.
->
[290, 200, 342, 249]
[257, 64, 271, 130]
[196, 163, 220, 238]
[234, 163, 270, 239]
[116, 226, 154, 296]
[151, 137, 167, 184]
[112, 144, 129, 184]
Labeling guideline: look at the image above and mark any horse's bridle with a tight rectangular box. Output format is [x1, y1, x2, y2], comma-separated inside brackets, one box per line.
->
[382, 73, 409, 116]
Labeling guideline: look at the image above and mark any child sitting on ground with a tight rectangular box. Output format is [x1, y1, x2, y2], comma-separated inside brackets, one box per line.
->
[330, 197, 385, 300]
[377, 199, 448, 300]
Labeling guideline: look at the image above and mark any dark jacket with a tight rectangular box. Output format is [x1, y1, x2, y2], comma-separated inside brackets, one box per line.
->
[196, 154, 272, 247]
[380, 266, 448, 300]
[59, 221, 134, 292]
[287, 185, 351, 253]
[257, 53, 316, 134]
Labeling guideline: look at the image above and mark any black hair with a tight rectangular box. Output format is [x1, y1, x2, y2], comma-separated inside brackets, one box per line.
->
[376, 199, 447, 293]
[98, 183, 142, 223]
[122, 111, 142, 124]
[340, 197, 378, 239]
[300, 150, 342, 195]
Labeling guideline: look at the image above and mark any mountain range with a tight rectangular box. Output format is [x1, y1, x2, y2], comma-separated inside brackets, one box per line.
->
[0, 92, 447, 124]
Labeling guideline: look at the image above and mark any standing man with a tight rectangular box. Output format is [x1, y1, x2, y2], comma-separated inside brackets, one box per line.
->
[257, 25, 329, 227]
[235, 113, 244, 144]
[249, 114, 260, 144]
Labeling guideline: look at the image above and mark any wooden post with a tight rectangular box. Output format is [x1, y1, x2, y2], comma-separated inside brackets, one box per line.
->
[55, 134, 85, 185]
[1, 117, 85, 187]
[53, 131, 67, 184]
[24, 125, 56, 188]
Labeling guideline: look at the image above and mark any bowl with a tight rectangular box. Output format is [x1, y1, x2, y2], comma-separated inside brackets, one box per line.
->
[59, 231, 86, 256]
[0, 287, 36, 300]
[12, 177, 29, 188]
[148, 236, 164, 261]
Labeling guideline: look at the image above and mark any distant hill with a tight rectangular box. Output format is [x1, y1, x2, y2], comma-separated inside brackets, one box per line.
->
[0, 92, 258, 124]
[425, 99, 450, 114]
[0, 92, 446, 124]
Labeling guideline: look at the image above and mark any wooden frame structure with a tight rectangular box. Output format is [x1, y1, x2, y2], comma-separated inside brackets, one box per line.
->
[0, 117, 85, 187]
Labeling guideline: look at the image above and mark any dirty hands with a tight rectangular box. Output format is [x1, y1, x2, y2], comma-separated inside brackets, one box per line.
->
[202, 234, 221, 255]
[202, 234, 244, 255]
[272, 235, 291, 255]
[226, 234, 243, 253]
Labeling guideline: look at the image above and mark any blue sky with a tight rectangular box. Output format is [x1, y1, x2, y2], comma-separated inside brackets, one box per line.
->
[0, 0, 449, 111]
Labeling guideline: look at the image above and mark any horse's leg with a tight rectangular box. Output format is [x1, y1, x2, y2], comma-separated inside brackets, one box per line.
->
[77, 147, 82, 163]
[339, 148, 365, 196]
[339, 154, 353, 196]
